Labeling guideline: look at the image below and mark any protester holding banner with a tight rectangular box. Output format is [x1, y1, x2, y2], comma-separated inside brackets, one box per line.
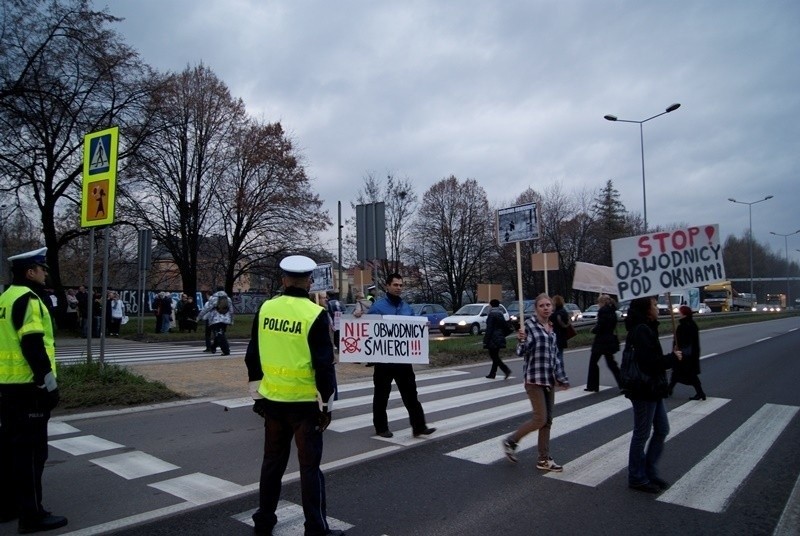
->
[669, 305, 706, 400]
[357, 273, 436, 439]
[585, 294, 622, 392]
[502, 293, 569, 471]
[624, 296, 682, 494]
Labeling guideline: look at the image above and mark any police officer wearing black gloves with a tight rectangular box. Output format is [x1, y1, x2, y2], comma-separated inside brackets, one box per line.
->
[0, 247, 68, 533]
[245, 255, 344, 536]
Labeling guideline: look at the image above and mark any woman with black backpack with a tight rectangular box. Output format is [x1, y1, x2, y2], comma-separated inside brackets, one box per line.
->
[198, 288, 234, 355]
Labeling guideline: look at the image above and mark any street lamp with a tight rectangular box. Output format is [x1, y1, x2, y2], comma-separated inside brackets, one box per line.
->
[770, 229, 800, 305]
[728, 196, 773, 296]
[604, 103, 681, 231]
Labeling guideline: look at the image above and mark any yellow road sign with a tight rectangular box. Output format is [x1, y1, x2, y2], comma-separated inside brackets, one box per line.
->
[81, 126, 119, 227]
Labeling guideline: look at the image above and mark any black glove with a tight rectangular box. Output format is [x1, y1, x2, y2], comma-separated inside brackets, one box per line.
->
[42, 388, 59, 411]
[252, 399, 268, 419]
[317, 411, 332, 432]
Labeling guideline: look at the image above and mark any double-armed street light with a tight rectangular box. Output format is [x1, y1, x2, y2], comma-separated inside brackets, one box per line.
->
[604, 103, 681, 232]
[770, 229, 800, 304]
[728, 196, 773, 296]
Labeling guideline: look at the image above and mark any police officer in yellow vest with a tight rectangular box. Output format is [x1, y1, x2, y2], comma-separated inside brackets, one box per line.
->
[0, 247, 68, 533]
[245, 255, 343, 536]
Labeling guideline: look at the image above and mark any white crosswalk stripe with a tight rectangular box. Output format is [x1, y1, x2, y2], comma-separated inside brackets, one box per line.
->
[55, 342, 233, 364]
[546, 397, 730, 487]
[657, 403, 799, 513]
[446, 392, 627, 464]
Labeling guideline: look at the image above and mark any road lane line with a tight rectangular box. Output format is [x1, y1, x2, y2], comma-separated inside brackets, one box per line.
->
[546, 397, 730, 487]
[658, 403, 799, 513]
[756, 337, 773, 342]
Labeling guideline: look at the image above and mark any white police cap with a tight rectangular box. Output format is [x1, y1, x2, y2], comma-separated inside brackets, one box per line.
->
[8, 247, 48, 269]
[367, 285, 376, 291]
[279, 255, 316, 277]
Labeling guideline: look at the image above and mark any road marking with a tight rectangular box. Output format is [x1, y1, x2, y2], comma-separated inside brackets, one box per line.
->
[91, 451, 180, 480]
[700, 352, 717, 360]
[149, 472, 247, 504]
[546, 397, 730, 487]
[774, 469, 800, 535]
[446, 392, 627, 464]
[214, 369, 468, 409]
[50, 434, 124, 456]
[756, 337, 773, 342]
[329, 384, 526, 432]
[658, 403, 799, 513]
[232, 502, 354, 534]
[49, 421, 80, 436]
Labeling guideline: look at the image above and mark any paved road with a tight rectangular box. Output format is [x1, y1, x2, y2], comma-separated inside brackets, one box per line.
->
[27, 317, 800, 535]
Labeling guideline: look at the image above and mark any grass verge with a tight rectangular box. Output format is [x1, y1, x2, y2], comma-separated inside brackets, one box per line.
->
[58, 362, 185, 410]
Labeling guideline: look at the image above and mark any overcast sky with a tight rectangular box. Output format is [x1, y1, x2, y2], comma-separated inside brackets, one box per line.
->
[109, 0, 800, 263]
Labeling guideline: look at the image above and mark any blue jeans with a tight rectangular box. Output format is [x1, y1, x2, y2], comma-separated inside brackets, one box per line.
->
[160, 314, 171, 333]
[628, 398, 670, 485]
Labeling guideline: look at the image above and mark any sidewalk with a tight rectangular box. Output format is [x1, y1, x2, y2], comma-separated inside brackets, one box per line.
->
[123, 358, 381, 399]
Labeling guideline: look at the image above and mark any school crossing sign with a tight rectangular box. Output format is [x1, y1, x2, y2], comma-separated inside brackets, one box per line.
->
[81, 126, 119, 227]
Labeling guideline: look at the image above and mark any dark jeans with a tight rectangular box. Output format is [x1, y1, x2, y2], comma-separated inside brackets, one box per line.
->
[210, 323, 230, 354]
[205, 320, 212, 349]
[586, 351, 622, 391]
[0, 387, 51, 521]
[628, 398, 670, 486]
[253, 402, 330, 536]
[486, 348, 510, 377]
[372, 363, 427, 434]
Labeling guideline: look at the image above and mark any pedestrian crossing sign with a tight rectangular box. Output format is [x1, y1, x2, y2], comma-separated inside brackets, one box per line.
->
[81, 126, 119, 227]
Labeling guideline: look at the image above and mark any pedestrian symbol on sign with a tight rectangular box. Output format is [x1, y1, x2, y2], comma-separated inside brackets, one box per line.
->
[88, 134, 111, 175]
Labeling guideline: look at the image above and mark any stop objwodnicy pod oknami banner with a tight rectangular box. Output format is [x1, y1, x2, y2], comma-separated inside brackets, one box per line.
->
[610, 224, 726, 301]
[338, 315, 429, 364]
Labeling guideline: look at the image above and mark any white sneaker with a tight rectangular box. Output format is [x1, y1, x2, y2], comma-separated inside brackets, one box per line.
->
[536, 458, 563, 472]
[502, 438, 518, 463]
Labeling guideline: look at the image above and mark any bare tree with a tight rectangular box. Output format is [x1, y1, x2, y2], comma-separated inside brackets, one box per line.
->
[121, 64, 245, 296]
[408, 176, 494, 309]
[0, 0, 156, 293]
[212, 120, 329, 291]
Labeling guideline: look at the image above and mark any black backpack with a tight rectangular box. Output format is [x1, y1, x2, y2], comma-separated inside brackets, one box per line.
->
[216, 295, 230, 314]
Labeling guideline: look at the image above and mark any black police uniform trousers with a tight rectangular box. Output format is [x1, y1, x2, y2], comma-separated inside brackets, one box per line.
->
[0, 386, 51, 522]
[372, 363, 427, 434]
[253, 400, 330, 536]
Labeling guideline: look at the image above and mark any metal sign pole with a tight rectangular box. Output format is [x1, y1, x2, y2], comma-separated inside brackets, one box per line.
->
[86, 228, 94, 364]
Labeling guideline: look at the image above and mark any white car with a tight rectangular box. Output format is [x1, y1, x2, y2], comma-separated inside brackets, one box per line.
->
[439, 303, 509, 336]
[580, 304, 600, 321]
[697, 303, 712, 314]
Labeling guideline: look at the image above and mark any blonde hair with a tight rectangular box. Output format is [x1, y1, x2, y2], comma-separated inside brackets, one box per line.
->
[534, 293, 551, 307]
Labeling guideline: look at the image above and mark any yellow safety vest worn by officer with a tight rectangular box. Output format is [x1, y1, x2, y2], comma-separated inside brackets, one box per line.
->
[257, 295, 323, 402]
[0, 285, 57, 384]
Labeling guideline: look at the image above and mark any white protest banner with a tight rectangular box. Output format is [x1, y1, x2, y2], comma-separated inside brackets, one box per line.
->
[611, 224, 726, 301]
[338, 315, 429, 364]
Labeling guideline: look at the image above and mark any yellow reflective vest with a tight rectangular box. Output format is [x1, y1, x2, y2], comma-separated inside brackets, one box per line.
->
[0, 285, 57, 384]
[257, 295, 323, 402]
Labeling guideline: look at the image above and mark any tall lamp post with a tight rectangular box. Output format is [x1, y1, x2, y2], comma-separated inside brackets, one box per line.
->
[770, 229, 800, 305]
[728, 196, 773, 296]
[0, 204, 6, 292]
[604, 103, 681, 232]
